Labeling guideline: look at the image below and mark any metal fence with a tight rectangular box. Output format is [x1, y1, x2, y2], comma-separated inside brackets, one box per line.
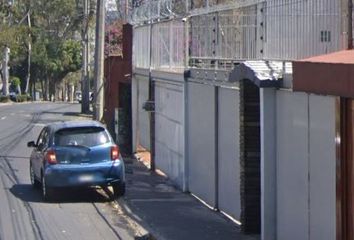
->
[151, 21, 186, 70]
[133, 25, 150, 69]
[130, 0, 187, 25]
[190, 5, 259, 68]
[264, 0, 342, 60]
[134, 21, 186, 70]
[132, 0, 346, 70]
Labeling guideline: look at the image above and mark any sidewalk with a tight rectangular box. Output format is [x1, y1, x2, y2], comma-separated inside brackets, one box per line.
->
[120, 155, 260, 240]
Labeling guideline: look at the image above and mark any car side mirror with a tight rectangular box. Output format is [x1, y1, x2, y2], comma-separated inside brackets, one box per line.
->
[27, 141, 36, 148]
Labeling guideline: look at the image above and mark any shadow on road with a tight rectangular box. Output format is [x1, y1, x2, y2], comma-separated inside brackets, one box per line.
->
[39, 111, 93, 117]
[10, 184, 111, 203]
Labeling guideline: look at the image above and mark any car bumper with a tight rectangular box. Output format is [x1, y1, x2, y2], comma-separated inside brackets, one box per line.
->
[44, 160, 125, 188]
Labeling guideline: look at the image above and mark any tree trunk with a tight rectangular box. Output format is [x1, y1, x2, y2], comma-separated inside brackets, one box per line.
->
[40, 78, 44, 100]
[44, 77, 49, 101]
[2, 47, 10, 96]
[17, 84, 21, 95]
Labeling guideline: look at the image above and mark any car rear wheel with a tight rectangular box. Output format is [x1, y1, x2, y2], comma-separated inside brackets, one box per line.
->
[30, 164, 40, 189]
[112, 182, 125, 199]
[41, 173, 53, 202]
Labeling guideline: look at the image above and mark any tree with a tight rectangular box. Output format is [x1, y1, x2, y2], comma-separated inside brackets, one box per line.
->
[105, 20, 123, 57]
[30, 0, 85, 99]
[10, 76, 21, 95]
[0, 0, 95, 99]
[0, 1, 30, 95]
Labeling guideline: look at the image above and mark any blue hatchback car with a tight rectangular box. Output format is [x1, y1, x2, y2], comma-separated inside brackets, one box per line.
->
[27, 120, 125, 201]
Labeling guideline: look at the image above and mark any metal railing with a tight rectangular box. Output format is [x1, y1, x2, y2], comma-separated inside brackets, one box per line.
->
[132, 0, 346, 71]
[133, 25, 150, 69]
[130, 0, 188, 25]
[151, 21, 186, 70]
[134, 21, 186, 71]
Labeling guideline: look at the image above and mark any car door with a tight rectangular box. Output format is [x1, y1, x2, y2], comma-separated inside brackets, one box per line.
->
[33, 128, 49, 177]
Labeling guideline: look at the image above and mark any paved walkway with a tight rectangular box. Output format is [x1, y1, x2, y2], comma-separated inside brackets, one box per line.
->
[120, 156, 260, 240]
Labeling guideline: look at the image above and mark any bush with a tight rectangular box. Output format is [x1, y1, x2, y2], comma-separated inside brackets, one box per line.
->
[0, 96, 10, 103]
[10, 76, 21, 88]
[16, 94, 30, 102]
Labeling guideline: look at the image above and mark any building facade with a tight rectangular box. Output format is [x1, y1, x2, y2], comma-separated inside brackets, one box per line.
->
[129, 0, 351, 239]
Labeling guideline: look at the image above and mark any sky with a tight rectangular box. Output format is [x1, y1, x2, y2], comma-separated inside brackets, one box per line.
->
[106, 0, 118, 11]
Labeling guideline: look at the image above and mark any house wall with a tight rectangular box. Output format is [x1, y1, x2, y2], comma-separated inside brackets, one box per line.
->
[154, 73, 185, 189]
[275, 90, 336, 240]
[104, 56, 132, 140]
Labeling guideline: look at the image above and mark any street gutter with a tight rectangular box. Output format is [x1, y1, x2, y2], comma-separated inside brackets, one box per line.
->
[112, 198, 155, 240]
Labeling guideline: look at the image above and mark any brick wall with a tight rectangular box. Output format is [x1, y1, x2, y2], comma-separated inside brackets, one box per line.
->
[240, 79, 261, 234]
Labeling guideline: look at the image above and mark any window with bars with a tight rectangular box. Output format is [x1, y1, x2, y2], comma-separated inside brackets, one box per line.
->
[320, 30, 331, 43]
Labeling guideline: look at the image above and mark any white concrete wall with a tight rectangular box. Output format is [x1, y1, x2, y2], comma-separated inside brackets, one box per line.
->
[154, 79, 185, 188]
[276, 91, 309, 240]
[187, 81, 242, 218]
[218, 87, 241, 221]
[308, 94, 336, 240]
[187, 81, 216, 206]
[275, 90, 336, 240]
[260, 88, 277, 240]
[132, 76, 138, 152]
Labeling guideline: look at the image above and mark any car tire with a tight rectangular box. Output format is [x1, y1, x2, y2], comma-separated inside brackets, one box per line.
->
[30, 163, 41, 189]
[41, 173, 53, 202]
[112, 182, 125, 199]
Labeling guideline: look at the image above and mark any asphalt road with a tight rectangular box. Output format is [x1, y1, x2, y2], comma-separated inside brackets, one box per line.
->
[0, 102, 135, 240]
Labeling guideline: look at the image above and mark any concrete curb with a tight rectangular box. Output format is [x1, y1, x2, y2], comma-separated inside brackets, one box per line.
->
[112, 198, 156, 240]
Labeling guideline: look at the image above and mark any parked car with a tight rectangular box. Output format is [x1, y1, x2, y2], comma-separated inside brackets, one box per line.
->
[75, 91, 82, 103]
[9, 91, 17, 101]
[27, 120, 125, 201]
[90, 91, 93, 103]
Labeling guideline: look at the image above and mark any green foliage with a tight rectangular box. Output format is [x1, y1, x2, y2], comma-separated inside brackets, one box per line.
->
[0, 24, 29, 66]
[10, 76, 21, 87]
[15, 94, 31, 102]
[0, 96, 10, 103]
[63, 70, 81, 85]
[32, 38, 82, 81]
[1, 0, 89, 98]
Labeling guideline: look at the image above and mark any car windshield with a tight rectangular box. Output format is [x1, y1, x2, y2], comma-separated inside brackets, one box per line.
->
[54, 127, 110, 147]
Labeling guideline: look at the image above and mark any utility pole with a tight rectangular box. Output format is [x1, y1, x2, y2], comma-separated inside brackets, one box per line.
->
[94, 0, 105, 121]
[2, 46, 9, 96]
[81, 0, 90, 113]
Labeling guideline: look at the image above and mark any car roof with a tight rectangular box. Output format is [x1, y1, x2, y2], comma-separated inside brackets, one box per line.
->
[47, 120, 105, 132]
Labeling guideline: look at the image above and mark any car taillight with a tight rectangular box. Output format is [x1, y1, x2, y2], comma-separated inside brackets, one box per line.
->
[45, 149, 57, 164]
[111, 145, 119, 161]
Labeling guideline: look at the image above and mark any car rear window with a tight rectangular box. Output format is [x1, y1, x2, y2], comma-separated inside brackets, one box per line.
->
[54, 127, 110, 147]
